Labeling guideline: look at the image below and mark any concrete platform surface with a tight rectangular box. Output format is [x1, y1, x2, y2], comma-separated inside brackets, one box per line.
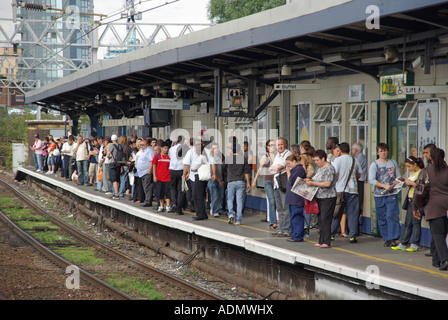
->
[17, 167, 448, 300]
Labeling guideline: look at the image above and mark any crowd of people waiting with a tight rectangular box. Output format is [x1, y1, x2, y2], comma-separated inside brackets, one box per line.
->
[31, 132, 448, 271]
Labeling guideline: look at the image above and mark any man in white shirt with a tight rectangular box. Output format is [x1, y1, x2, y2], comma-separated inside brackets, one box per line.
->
[183, 139, 217, 220]
[72, 135, 90, 185]
[61, 135, 74, 180]
[169, 136, 190, 214]
[270, 137, 292, 237]
[137, 138, 155, 208]
[331, 142, 361, 243]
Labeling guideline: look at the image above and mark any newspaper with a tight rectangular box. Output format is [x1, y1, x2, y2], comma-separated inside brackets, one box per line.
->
[393, 178, 405, 190]
[291, 176, 318, 201]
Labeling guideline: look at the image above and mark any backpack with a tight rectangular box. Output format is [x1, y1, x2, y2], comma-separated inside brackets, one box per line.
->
[111, 144, 129, 165]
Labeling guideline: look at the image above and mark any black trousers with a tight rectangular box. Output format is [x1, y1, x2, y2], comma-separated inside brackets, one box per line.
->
[193, 175, 208, 220]
[429, 216, 448, 266]
[170, 170, 185, 212]
[133, 176, 145, 202]
[317, 197, 337, 245]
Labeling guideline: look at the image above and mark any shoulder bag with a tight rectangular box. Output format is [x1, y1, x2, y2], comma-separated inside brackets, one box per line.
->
[413, 168, 430, 208]
[333, 157, 355, 218]
[198, 153, 211, 181]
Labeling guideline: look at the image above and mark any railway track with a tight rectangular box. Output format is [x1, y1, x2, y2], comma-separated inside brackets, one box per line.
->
[0, 178, 224, 300]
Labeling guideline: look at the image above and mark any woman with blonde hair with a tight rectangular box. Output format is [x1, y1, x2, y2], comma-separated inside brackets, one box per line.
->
[252, 140, 277, 229]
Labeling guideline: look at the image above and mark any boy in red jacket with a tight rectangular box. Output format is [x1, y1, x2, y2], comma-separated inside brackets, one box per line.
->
[152, 142, 171, 212]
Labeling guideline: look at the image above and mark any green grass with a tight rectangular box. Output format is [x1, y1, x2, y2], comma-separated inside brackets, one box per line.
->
[30, 230, 74, 244]
[15, 220, 58, 230]
[106, 273, 165, 300]
[0, 197, 19, 209]
[54, 246, 105, 264]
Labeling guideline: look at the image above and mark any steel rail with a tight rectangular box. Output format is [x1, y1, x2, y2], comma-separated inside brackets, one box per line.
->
[0, 209, 134, 300]
[0, 178, 224, 300]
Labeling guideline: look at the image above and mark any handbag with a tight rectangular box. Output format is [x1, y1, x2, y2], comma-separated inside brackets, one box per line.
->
[413, 168, 430, 208]
[333, 157, 355, 218]
[98, 168, 103, 182]
[276, 171, 288, 192]
[402, 191, 409, 210]
[304, 198, 319, 214]
[198, 163, 211, 181]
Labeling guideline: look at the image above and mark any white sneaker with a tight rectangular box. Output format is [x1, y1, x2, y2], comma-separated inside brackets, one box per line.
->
[157, 206, 164, 213]
[166, 206, 172, 213]
[45, 171, 52, 174]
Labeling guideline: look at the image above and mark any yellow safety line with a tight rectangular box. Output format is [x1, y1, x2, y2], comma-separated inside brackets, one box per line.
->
[201, 212, 448, 278]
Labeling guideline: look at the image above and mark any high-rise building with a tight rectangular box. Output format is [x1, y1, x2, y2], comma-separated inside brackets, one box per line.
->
[16, 0, 95, 86]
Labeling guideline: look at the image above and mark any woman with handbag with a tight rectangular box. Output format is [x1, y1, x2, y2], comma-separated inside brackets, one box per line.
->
[189, 142, 216, 221]
[413, 148, 448, 270]
[305, 149, 337, 248]
[392, 156, 423, 252]
[252, 140, 277, 229]
[285, 155, 307, 242]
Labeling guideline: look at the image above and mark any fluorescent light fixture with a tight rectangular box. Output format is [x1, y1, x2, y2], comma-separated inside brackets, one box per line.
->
[439, 34, 448, 44]
[263, 73, 279, 79]
[435, 45, 448, 55]
[305, 65, 326, 73]
[116, 94, 123, 101]
[322, 52, 348, 63]
[171, 83, 180, 91]
[140, 88, 148, 96]
[412, 55, 424, 69]
[361, 56, 384, 64]
[186, 77, 198, 84]
[239, 68, 258, 76]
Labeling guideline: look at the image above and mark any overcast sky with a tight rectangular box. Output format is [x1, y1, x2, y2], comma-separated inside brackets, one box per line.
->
[94, 0, 211, 24]
[0, 0, 211, 36]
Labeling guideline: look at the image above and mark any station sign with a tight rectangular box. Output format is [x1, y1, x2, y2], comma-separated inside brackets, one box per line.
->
[395, 85, 448, 95]
[151, 98, 190, 110]
[274, 83, 320, 90]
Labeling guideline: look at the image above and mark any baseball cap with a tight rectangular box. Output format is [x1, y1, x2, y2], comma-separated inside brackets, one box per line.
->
[111, 134, 118, 141]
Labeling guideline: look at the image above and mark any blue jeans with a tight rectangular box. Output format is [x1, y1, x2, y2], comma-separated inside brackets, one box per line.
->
[34, 153, 42, 171]
[76, 160, 89, 185]
[119, 167, 129, 196]
[227, 180, 246, 223]
[289, 205, 305, 241]
[264, 181, 277, 225]
[374, 194, 400, 241]
[402, 200, 422, 246]
[208, 180, 224, 214]
[331, 192, 359, 238]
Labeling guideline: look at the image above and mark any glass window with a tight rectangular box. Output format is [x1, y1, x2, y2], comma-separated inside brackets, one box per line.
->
[350, 103, 369, 155]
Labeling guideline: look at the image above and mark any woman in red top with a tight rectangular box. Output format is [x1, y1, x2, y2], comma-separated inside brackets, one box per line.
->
[152, 142, 171, 212]
[46, 137, 58, 174]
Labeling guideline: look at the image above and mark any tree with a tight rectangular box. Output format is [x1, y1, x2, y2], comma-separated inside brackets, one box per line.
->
[207, 0, 285, 24]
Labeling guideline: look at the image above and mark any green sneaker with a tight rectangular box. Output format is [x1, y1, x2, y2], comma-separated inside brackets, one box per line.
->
[349, 237, 357, 243]
[405, 245, 418, 252]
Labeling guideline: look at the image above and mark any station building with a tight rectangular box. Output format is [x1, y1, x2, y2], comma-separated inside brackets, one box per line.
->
[25, 0, 448, 247]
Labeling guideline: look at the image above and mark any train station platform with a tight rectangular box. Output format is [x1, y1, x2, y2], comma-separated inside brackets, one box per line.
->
[16, 167, 448, 300]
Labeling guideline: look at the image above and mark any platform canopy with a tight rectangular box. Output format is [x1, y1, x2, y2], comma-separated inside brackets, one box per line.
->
[25, 0, 448, 120]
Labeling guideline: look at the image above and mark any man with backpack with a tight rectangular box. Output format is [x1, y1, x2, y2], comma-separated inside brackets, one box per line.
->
[107, 135, 132, 199]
